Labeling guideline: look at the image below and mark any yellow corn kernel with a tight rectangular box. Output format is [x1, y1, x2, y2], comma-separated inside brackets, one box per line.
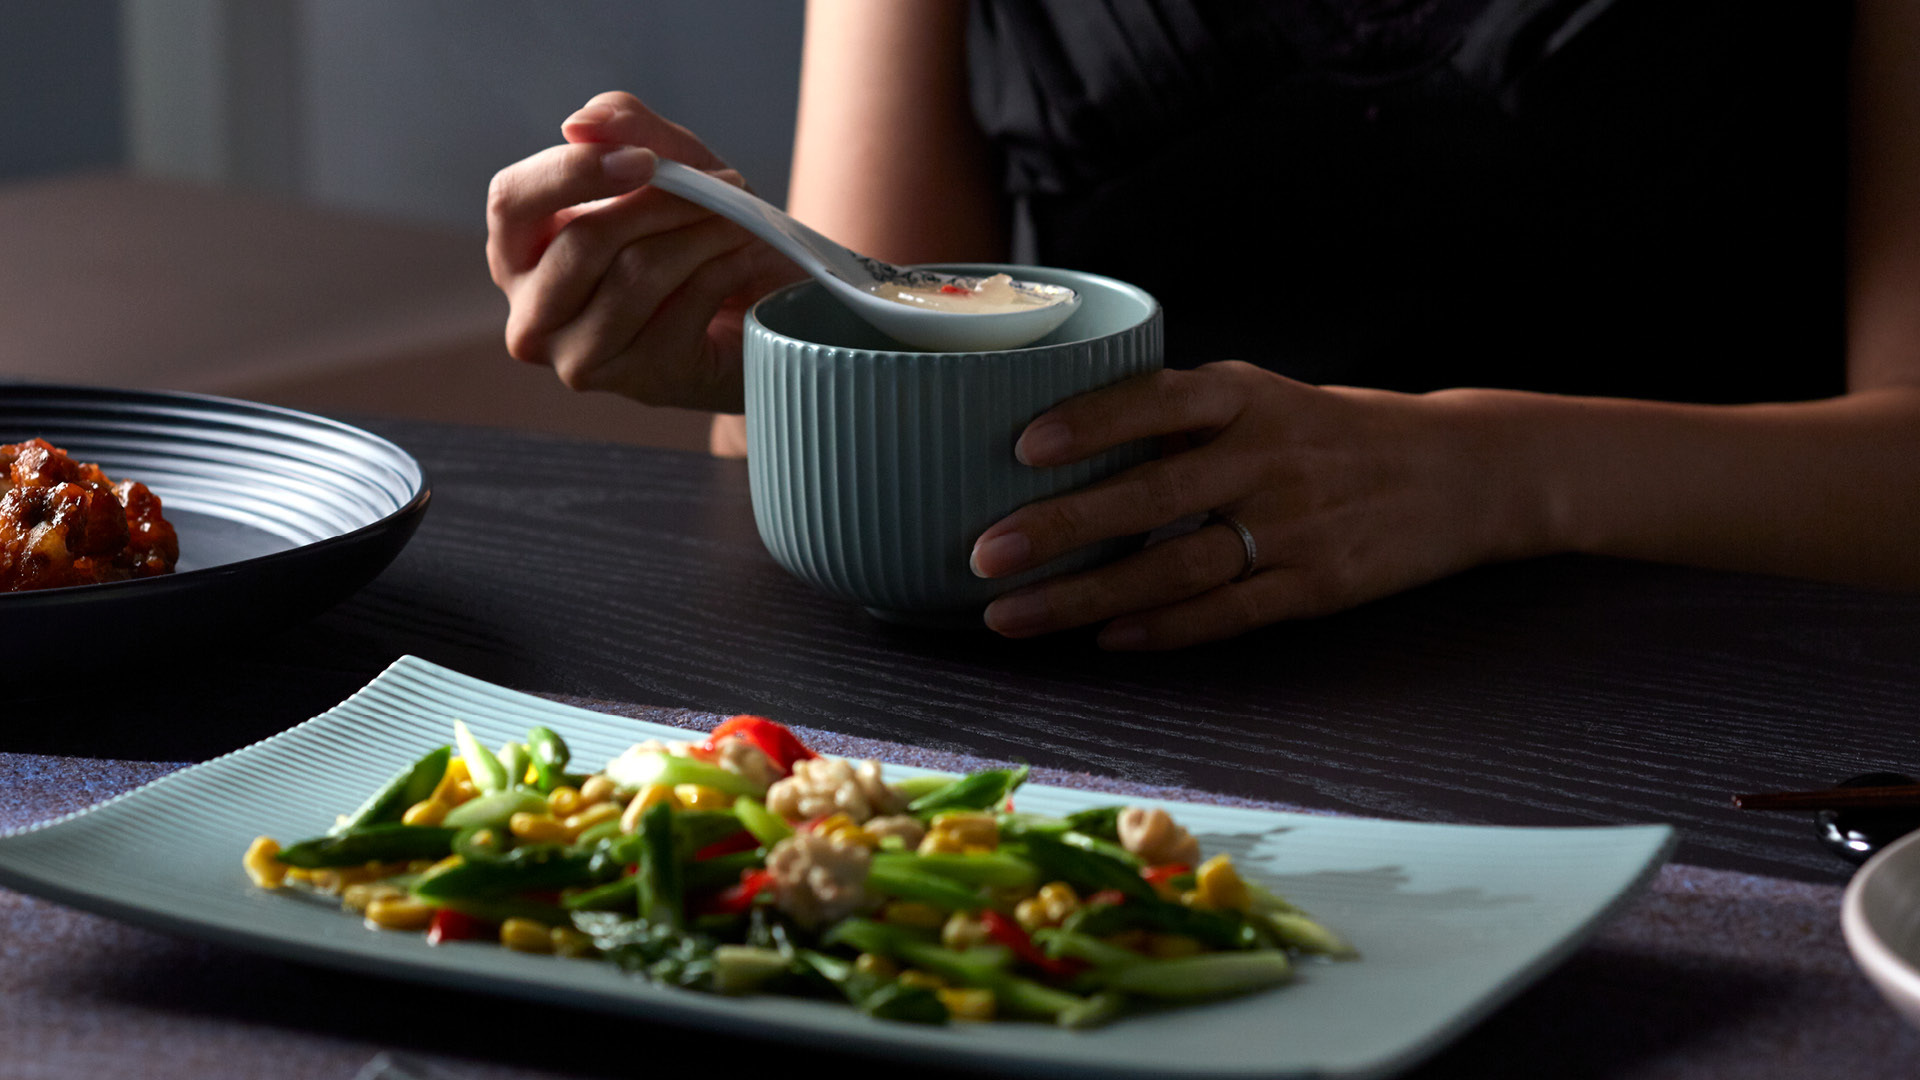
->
[448, 779, 478, 806]
[563, 801, 622, 840]
[1013, 897, 1046, 932]
[364, 895, 434, 931]
[621, 784, 682, 832]
[960, 842, 997, 856]
[578, 774, 617, 806]
[524, 764, 541, 786]
[406, 859, 437, 873]
[1017, 882, 1080, 929]
[432, 757, 472, 805]
[1193, 854, 1251, 913]
[929, 812, 998, 849]
[881, 901, 947, 930]
[426, 854, 465, 876]
[1038, 882, 1079, 909]
[341, 882, 404, 914]
[283, 866, 316, 885]
[308, 869, 345, 894]
[941, 911, 992, 951]
[550, 926, 596, 958]
[674, 784, 734, 810]
[828, 825, 880, 849]
[1145, 933, 1204, 959]
[936, 986, 997, 1021]
[242, 836, 287, 889]
[401, 798, 449, 827]
[546, 785, 582, 817]
[896, 969, 946, 990]
[811, 812, 856, 835]
[854, 952, 899, 979]
[915, 832, 967, 856]
[500, 917, 554, 953]
[509, 812, 569, 845]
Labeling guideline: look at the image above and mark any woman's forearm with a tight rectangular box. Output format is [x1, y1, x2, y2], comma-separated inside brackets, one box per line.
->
[713, 0, 1000, 457]
[790, 0, 1004, 263]
[1433, 385, 1920, 587]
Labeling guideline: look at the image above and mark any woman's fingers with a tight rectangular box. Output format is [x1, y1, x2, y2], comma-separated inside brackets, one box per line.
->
[541, 216, 757, 396]
[482, 92, 794, 412]
[981, 520, 1255, 638]
[560, 92, 729, 170]
[503, 187, 745, 367]
[971, 444, 1271, 578]
[974, 366, 1291, 579]
[1015, 363, 1259, 467]
[612, 243, 776, 409]
[486, 142, 661, 281]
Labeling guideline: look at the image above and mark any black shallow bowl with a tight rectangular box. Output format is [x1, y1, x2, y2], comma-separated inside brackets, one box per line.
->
[1, 384, 429, 671]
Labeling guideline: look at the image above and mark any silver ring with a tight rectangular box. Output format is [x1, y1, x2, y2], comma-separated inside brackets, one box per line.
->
[1211, 512, 1259, 583]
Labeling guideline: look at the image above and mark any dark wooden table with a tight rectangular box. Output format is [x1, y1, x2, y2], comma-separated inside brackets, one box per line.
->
[9, 414, 1920, 1079]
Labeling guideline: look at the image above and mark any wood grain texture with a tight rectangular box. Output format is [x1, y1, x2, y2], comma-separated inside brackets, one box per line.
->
[16, 416, 1920, 885]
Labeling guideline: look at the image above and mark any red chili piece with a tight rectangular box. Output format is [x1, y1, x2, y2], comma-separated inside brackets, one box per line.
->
[1141, 863, 1191, 889]
[701, 715, 819, 774]
[693, 830, 761, 861]
[425, 908, 491, 945]
[980, 909, 1086, 978]
[697, 868, 776, 916]
[1086, 889, 1130, 908]
[939, 283, 970, 295]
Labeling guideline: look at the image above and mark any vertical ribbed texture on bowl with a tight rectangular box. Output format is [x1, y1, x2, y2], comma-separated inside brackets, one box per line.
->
[746, 270, 1161, 620]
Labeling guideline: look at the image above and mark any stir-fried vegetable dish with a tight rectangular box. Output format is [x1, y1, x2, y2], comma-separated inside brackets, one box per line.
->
[243, 716, 1353, 1026]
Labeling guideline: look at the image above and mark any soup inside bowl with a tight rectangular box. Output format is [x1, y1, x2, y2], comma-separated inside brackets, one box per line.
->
[744, 264, 1162, 625]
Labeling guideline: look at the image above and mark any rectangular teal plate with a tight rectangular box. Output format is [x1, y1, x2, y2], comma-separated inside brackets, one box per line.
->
[0, 656, 1672, 1078]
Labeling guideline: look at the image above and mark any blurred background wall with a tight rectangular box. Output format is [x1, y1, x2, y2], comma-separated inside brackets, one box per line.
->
[1, 0, 807, 450]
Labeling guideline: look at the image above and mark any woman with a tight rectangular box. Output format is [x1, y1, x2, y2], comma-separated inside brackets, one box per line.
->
[485, 0, 1920, 649]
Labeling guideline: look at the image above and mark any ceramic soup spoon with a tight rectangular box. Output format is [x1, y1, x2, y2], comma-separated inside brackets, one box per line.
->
[647, 159, 1079, 352]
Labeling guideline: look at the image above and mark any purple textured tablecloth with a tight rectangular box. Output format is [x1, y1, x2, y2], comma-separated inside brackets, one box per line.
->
[3, 696, 1917, 1080]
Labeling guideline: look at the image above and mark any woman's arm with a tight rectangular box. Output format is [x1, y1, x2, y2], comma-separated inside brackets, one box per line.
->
[712, 0, 1003, 455]
[971, 0, 1920, 647]
[787, 0, 1006, 263]
[1482, 0, 1920, 587]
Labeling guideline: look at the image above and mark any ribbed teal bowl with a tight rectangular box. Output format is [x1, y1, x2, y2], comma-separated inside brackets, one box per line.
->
[745, 264, 1162, 626]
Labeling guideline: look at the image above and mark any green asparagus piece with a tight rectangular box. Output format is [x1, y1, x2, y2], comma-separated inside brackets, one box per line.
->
[278, 824, 458, 868]
[411, 843, 597, 901]
[908, 765, 1030, 817]
[331, 745, 450, 834]
[1096, 951, 1293, 998]
[453, 720, 509, 793]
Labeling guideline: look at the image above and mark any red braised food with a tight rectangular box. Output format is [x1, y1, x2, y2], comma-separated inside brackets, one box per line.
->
[0, 438, 180, 592]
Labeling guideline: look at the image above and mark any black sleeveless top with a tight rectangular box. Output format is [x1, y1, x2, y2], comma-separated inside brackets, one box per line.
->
[968, 0, 1850, 403]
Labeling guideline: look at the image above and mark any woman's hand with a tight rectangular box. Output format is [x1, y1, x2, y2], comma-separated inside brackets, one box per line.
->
[969, 362, 1542, 650]
[485, 91, 806, 412]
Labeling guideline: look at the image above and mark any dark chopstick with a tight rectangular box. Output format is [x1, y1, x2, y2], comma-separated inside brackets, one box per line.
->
[1732, 784, 1920, 811]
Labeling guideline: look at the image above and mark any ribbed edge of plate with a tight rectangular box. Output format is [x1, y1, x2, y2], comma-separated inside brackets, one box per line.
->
[0, 382, 423, 544]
